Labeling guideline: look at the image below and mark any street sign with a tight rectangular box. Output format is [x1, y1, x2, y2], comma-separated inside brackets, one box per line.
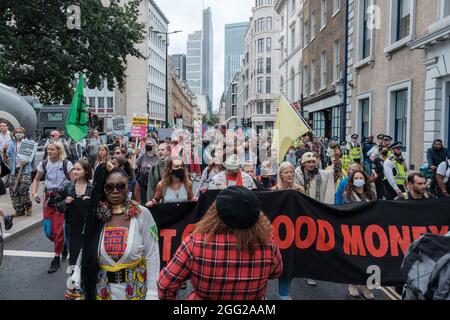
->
[112, 116, 126, 136]
[16, 140, 38, 163]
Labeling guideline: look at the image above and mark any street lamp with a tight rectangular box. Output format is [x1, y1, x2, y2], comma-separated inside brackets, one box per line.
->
[151, 29, 182, 128]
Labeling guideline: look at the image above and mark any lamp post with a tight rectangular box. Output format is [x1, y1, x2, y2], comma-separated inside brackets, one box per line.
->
[151, 30, 182, 128]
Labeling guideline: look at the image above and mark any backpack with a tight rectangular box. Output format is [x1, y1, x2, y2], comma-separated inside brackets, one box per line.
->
[401, 232, 450, 300]
[40, 159, 71, 182]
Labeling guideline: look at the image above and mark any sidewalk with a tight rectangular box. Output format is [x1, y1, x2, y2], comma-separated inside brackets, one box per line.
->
[1, 183, 44, 242]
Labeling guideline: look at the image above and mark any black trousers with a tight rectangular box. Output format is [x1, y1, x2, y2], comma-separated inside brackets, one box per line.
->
[384, 181, 406, 200]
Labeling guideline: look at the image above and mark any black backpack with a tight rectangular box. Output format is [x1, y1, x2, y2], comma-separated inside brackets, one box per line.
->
[40, 159, 71, 182]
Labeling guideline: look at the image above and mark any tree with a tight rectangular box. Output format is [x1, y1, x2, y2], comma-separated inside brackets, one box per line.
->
[0, 0, 145, 104]
[204, 114, 220, 126]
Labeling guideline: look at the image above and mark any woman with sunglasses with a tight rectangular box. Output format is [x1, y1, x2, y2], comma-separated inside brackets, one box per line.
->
[75, 165, 160, 300]
[146, 157, 196, 207]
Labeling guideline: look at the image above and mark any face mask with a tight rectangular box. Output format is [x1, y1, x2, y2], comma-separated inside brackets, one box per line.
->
[15, 133, 25, 140]
[171, 169, 184, 179]
[381, 151, 389, 157]
[146, 145, 153, 152]
[353, 179, 365, 188]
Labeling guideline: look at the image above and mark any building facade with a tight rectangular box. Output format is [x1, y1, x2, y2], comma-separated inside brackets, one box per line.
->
[347, 0, 437, 169]
[224, 72, 240, 129]
[224, 22, 248, 90]
[83, 78, 115, 131]
[202, 7, 214, 114]
[301, 0, 345, 141]
[171, 54, 187, 81]
[241, 0, 281, 132]
[114, 0, 170, 129]
[409, 1, 450, 162]
[168, 60, 196, 130]
[186, 30, 203, 96]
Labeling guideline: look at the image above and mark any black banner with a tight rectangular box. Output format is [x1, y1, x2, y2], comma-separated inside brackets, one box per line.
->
[151, 190, 450, 286]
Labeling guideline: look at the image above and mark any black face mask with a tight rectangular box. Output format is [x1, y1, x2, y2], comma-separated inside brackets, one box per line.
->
[171, 169, 184, 179]
[381, 151, 389, 157]
[146, 146, 153, 152]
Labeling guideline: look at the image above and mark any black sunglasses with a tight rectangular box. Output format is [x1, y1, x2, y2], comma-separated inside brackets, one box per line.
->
[104, 182, 127, 193]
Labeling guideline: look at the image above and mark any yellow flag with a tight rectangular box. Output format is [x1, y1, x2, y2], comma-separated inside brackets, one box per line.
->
[272, 95, 310, 164]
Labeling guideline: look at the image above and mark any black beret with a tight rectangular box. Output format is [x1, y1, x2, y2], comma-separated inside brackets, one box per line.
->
[216, 186, 261, 230]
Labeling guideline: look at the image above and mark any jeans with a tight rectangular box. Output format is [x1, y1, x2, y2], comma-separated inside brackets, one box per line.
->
[278, 278, 292, 297]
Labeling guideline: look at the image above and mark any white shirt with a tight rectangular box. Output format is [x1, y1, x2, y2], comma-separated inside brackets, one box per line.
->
[0, 131, 12, 151]
[37, 159, 73, 190]
[437, 160, 450, 183]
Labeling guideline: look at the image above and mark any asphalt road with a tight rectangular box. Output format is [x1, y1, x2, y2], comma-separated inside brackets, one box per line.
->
[0, 227, 394, 301]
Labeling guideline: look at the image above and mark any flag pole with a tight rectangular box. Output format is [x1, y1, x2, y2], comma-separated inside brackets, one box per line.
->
[278, 90, 331, 159]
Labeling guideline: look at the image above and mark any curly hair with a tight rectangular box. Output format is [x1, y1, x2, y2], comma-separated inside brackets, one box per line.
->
[193, 202, 273, 254]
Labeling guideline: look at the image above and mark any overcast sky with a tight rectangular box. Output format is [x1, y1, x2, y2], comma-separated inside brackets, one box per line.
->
[157, 0, 253, 111]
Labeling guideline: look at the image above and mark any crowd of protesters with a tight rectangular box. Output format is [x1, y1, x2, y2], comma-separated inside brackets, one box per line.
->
[2, 120, 450, 301]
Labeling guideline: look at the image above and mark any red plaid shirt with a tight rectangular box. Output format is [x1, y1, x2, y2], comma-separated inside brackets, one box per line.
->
[158, 233, 283, 300]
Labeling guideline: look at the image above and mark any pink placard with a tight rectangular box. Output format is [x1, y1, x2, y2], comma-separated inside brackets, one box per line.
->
[131, 125, 147, 138]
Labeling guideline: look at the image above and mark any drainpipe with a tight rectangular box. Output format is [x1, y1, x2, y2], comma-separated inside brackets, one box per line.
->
[341, 0, 350, 141]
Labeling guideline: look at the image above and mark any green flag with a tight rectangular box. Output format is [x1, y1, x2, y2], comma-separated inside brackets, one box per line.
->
[66, 75, 87, 142]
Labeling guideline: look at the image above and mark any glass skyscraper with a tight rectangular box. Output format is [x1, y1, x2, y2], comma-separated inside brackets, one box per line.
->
[202, 7, 214, 114]
[186, 31, 202, 96]
[224, 22, 248, 90]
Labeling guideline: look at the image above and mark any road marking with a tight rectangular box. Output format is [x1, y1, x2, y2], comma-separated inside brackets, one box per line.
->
[4, 250, 55, 258]
[379, 287, 400, 300]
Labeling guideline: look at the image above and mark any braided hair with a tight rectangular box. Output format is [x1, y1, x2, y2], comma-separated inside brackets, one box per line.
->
[80, 162, 129, 300]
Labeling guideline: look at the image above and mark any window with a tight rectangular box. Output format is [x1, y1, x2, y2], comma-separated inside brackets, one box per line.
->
[266, 58, 272, 73]
[266, 17, 273, 30]
[362, 0, 372, 58]
[313, 112, 326, 137]
[331, 106, 341, 139]
[280, 40, 285, 60]
[311, 60, 317, 94]
[311, 12, 317, 40]
[89, 97, 96, 108]
[320, 51, 327, 88]
[360, 98, 370, 138]
[266, 77, 272, 93]
[257, 102, 264, 114]
[266, 101, 271, 114]
[396, 0, 411, 40]
[280, 76, 284, 91]
[266, 38, 272, 52]
[303, 65, 309, 96]
[303, 21, 309, 45]
[290, 69, 296, 101]
[257, 39, 264, 53]
[257, 77, 264, 93]
[98, 97, 105, 112]
[333, 0, 341, 14]
[394, 89, 408, 149]
[291, 24, 296, 51]
[107, 97, 113, 109]
[321, 0, 327, 28]
[445, 0, 450, 17]
[257, 58, 264, 74]
[387, 0, 413, 47]
[333, 40, 341, 82]
[291, 0, 296, 15]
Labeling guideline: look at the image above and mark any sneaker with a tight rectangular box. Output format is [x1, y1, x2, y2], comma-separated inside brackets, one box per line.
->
[359, 285, 375, 300]
[305, 279, 317, 286]
[348, 284, 360, 297]
[62, 245, 68, 260]
[64, 288, 82, 300]
[25, 208, 32, 216]
[48, 257, 61, 274]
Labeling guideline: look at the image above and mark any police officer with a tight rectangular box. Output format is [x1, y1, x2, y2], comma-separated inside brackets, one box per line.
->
[341, 141, 352, 171]
[367, 134, 385, 160]
[383, 142, 407, 200]
[348, 134, 362, 164]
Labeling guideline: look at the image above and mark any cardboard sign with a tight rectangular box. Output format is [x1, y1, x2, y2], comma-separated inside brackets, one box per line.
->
[16, 140, 38, 163]
[131, 113, 148, 138]
[112, 116, 126, 136]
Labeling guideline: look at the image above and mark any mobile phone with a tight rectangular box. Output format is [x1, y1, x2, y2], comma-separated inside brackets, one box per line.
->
[35, 196, 41, 204]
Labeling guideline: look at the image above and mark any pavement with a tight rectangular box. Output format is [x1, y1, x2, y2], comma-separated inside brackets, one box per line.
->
[1, 183, 44, 242]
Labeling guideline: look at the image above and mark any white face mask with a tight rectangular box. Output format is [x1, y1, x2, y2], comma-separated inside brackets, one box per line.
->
[353, 179, 365, 188]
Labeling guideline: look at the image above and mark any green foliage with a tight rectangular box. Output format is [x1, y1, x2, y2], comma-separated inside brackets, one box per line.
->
[0, 0, 145, 104]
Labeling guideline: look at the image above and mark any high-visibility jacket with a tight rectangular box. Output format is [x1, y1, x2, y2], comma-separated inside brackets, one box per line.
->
[342, 155, 353, 171]
[349, 144, 362, 161]
[392, 157, 407, 186]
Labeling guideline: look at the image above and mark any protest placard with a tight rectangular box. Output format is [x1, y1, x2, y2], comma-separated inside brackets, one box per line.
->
[131, 113, 148, 138]
[16, 140, 38, 163]
[112, 116, 126, 136]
